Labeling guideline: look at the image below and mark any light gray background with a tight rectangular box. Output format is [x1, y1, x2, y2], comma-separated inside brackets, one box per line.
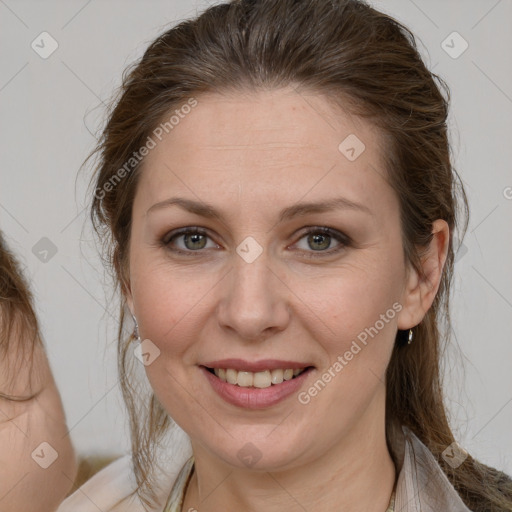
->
[0, 0, 511, 474]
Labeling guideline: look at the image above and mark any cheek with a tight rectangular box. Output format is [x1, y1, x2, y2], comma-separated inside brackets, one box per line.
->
[299, 259, 402, 335]
[296, 260, 403, 389]
[132, 260, 217, 354]
[295, 267, 401, 424]
[132, 266, 211, 415]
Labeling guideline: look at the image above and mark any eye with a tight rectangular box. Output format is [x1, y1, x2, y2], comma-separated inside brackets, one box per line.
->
[162, 226, 350, 258]
[293, 227, 350, 258]
[163, 227, 218, 255]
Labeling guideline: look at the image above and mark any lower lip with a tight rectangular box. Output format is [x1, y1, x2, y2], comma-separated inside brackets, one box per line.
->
[200, 366, 314, 409]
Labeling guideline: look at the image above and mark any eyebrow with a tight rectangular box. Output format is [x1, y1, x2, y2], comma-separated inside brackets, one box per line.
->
[146, 196, 373, 222]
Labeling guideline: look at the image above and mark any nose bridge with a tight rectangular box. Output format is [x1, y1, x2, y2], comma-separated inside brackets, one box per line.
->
[216, 240, 290, 339]
[233, 244, 273, 299]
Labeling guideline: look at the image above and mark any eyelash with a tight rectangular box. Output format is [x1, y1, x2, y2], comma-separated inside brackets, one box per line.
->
[162, 226, 351, 259]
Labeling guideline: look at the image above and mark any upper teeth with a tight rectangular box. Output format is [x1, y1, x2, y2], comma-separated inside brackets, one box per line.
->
[213, 368, 305, 388]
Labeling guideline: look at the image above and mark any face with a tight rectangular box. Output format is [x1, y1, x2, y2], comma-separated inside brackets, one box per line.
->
[126, 87, 415, 471]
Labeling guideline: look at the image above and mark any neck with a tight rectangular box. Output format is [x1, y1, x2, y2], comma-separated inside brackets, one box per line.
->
[182, 392, 396, 512]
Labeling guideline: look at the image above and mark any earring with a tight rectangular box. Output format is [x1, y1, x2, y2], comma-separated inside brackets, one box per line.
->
[407, 328, 413, 345]
[131, 313, 140, 341]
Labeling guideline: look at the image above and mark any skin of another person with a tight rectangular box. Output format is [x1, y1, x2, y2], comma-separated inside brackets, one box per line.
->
[0, 309, 77, 510]
[125, 88, 449, 512]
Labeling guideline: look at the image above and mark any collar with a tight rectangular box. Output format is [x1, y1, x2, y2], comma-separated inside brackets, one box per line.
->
[161, 423, 472, 511]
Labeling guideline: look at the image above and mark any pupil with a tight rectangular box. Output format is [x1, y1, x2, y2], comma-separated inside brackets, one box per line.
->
[185, 233, 206, 250]
[309, 233, 330, 251]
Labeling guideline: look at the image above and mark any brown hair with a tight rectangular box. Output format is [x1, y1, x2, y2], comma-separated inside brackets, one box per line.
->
[0, 231, 40, 401]
[87, 0, 512, 509]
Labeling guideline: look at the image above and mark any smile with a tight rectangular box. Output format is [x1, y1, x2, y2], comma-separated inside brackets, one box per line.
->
[200, 365, 315, 409]
[208, 367, 307, 388]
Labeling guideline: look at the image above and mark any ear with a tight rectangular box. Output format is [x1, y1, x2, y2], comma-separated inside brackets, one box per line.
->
[122, 274, 135, 317]
[397, 219, 450, 330]
[125, 283, 135, 317]
[114, 250, 135, 316]
[119, 268, 134, 317]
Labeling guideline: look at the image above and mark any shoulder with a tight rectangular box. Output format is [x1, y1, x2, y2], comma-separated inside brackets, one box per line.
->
[58, 425, 193, 512]
[395, 425, 473, 512]
[57, 455, 143, 512]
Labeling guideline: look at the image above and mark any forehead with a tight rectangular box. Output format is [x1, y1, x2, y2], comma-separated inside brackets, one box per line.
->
[135, 87, 393, 215]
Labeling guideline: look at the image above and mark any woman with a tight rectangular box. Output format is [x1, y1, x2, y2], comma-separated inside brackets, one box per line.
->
[0, 232, 77, 511]
[59, 0, 512, 510]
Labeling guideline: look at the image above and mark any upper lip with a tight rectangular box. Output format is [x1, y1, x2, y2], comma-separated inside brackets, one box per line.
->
[202, 359, 314, 372]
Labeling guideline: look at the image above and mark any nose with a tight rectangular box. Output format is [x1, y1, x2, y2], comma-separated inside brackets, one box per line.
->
[216, 249, 291, 342]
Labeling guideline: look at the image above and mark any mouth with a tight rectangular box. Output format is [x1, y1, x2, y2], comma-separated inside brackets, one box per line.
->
[202, 366, 314, 388]
[200, 364, 315, 409]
